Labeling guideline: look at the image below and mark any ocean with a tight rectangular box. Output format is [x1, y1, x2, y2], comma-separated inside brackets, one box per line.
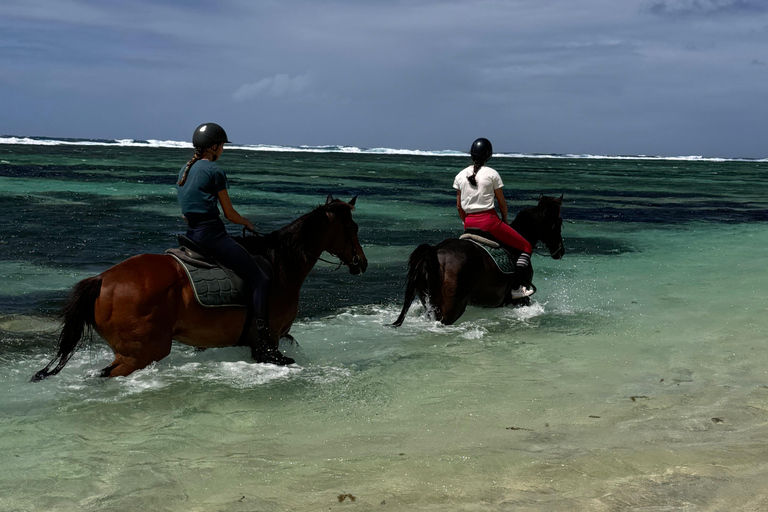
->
[1, 136, 768, 511]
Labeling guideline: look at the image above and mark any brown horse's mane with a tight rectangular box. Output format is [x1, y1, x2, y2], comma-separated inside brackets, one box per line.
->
[236, 199, 354, 265]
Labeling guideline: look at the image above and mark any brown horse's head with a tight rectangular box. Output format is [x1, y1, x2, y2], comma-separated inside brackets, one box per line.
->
[321, 194, 368, 275]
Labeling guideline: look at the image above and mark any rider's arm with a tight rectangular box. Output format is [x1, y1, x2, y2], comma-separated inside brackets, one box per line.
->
[456, 190, 466, 221]
[494, 188, 508, 224]
[217, 189, 255, 232]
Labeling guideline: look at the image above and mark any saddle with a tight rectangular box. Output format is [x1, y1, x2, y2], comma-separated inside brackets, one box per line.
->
[459, 228, 518, 274]
[165, 236, 249, 307]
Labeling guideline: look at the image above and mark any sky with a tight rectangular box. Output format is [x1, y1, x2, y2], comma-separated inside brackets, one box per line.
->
[1, 0, 767, 157]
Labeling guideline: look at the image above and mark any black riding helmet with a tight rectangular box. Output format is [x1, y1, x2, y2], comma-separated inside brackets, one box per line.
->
[470, 137, 493, 163]
[192, 122, 231, 148]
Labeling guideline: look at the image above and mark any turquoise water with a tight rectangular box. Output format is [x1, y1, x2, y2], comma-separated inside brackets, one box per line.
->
[2, 140, 768, 510]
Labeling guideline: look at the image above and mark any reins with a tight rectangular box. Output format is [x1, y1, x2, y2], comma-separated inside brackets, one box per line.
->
[319, 253, 362, 271]
[317, 255, 346, 271]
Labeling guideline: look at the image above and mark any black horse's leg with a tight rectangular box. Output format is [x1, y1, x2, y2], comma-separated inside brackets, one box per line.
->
[506, 296, 531, 307]
[505, 281, 536, 307]
[440, 300, 470, 325]
[436, 265, 471, 325]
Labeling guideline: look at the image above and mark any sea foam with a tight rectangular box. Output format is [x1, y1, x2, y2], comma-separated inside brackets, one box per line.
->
[1, 135, 764, 162]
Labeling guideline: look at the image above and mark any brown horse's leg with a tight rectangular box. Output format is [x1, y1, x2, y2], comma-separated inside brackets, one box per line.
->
[100, 354, 159, 378]
[93, 254, 182, 378]
[100, 362, 119, 378]
[99, 334, 173, 377]
[99, 354, 143, 378]
[95, 307, 175, 377]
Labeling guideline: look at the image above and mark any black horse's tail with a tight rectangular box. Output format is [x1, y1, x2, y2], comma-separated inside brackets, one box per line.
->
[32, 276, 102, 382]
[392, 244, 437, 327]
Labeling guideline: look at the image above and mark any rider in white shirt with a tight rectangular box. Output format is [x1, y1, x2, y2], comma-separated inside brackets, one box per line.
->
[453, 138, 534, 298]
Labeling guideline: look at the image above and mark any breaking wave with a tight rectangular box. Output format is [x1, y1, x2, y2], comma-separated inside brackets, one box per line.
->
[1, 135, 764, 162]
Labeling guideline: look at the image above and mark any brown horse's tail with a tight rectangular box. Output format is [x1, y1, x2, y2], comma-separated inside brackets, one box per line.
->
[392, 244, 437, 327]
[32, 276, 102, 382]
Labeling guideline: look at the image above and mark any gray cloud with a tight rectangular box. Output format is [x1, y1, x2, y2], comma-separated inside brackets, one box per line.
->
[233, 74, 312, 101]
[643, 0, 768, 16]
[0, 0, 767, 157]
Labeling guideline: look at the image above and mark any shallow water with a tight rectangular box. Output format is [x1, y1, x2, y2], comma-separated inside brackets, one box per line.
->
[2, 142, 768, 510]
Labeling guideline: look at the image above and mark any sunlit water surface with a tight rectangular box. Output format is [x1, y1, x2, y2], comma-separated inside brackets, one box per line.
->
[2, 143, 768, 511]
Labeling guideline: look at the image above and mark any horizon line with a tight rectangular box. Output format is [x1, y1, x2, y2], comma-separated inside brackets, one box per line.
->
[1, 135, 765, 163]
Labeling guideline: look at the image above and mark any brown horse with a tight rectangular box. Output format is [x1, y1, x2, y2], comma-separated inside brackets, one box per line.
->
[33, 195, 367, 380]
[392, 195, 564, 326]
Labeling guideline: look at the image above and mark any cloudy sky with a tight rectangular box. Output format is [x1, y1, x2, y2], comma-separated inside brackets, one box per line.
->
[1, 0, 766, 157]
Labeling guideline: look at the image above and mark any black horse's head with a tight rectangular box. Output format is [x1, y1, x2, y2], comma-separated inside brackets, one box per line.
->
[512, 195, 565, 260]
[535, 195, 565, 259]
[321, 194, 368, 275]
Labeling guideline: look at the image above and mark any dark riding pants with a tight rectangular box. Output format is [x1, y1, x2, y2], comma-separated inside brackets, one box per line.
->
[186, 219, 271, 322]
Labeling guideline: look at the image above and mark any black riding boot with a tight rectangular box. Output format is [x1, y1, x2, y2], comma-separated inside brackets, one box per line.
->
[251, 319, 295, 366]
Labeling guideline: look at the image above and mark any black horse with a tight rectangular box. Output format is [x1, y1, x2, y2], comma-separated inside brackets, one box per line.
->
[393, 195, 565, 326]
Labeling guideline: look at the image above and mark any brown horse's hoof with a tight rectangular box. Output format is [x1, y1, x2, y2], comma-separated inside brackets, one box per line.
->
[254, 349, 295, 366]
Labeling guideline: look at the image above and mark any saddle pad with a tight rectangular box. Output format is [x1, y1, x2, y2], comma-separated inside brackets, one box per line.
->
[465, 239, 516, 274]
[168, 253, 247, 307]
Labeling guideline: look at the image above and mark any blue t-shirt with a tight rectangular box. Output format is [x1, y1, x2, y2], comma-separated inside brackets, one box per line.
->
[176, 160, 229, 216]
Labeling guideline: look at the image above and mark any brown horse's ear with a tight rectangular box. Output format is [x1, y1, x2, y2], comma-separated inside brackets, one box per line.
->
[326, 194, 334, 205]
[539, 193, 543, 200]
[349, 196, 357, 207]
[559, 194, 564, 199]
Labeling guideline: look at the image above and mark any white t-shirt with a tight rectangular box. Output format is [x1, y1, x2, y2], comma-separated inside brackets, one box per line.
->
[453, 165, 504, 213]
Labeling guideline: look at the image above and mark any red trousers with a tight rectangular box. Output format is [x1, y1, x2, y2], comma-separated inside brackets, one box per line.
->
[464, 211, 532, 254]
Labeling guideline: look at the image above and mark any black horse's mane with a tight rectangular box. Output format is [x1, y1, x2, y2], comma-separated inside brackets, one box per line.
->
[510, 195, 563, 245]
[514, 195, 561, 221]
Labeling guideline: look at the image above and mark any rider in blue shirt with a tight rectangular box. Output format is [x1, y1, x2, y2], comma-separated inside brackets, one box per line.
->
[177, 123, 294, 366]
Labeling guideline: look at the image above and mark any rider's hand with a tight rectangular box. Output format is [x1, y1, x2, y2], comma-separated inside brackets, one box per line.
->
[243, 219, 256, 232]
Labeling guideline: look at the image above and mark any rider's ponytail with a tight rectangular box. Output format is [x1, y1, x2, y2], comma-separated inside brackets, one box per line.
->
[177, 147, 205, 186]
[467, 161, 483, 187]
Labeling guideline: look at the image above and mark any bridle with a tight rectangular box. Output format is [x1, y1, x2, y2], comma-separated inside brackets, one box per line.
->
[533, 218, 564, 257]
[317, 217, 361, 271]
[318, 253, 361, 271]
[242, 212, 361, 272]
